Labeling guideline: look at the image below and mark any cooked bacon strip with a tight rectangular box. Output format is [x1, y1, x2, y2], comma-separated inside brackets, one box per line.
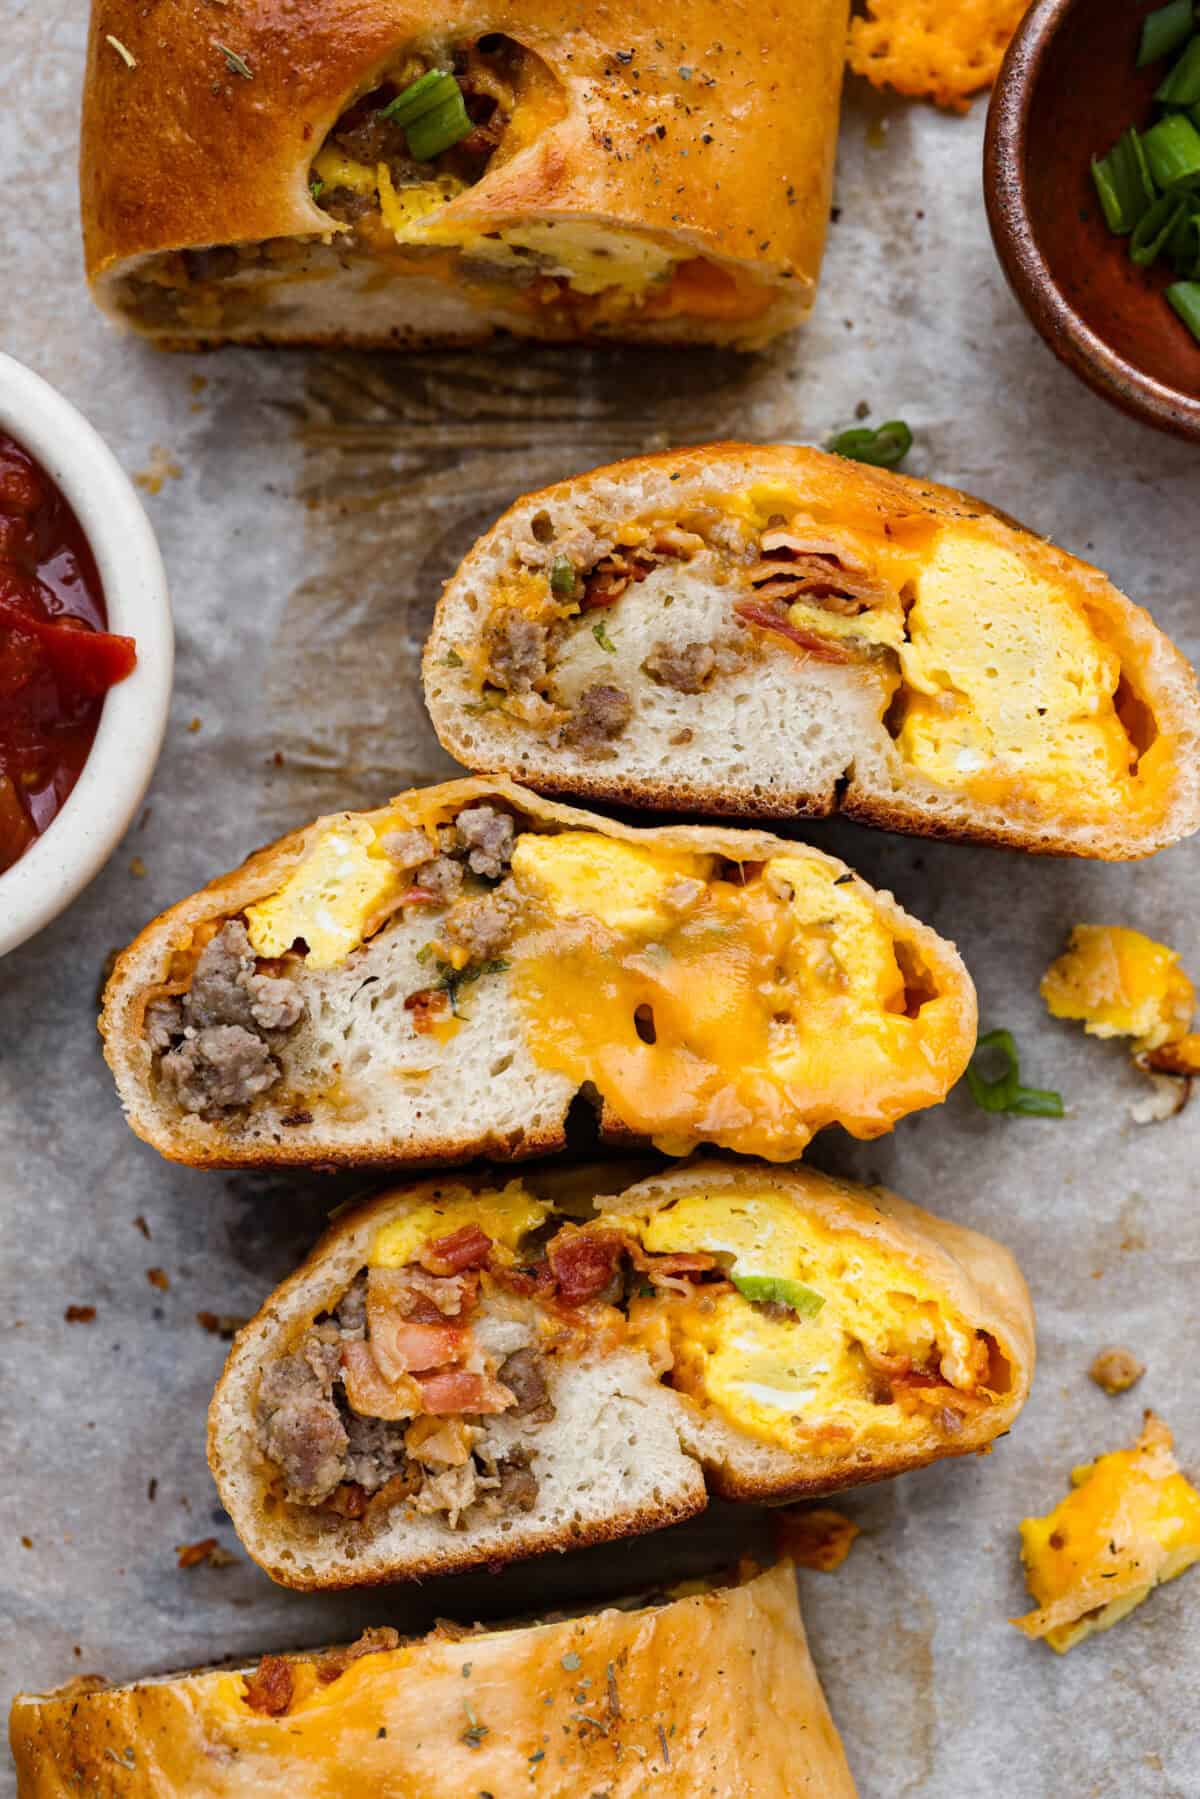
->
[340, 1341, 417, 1421]
[422, 1223, 493, 1275]
[316, 1627, 402, 1685]
[243, 1655, 294, 1717]
[369, 1315, 469, 1379]
[733, 596, 860, 664]
[416, 1368, 516, 1414]
[546, 1228, 627, 1305]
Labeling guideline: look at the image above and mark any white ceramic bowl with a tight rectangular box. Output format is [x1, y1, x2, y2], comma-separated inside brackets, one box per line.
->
[0, 354, 173, 958]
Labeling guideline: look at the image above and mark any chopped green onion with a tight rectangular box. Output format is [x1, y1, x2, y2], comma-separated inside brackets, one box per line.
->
[1167, 206, 1200, 273]
[407, 93, 473, 161]
[1141, 113, 1200, 187]
[1138, 0, 1193, 68]
[1130, 192, 1188, 264]
[1166, 277, 1200, 339]
[379, 70, 455, 123]
[1091, 128, 1156, 234]
[309, 176, 324, 201]
[731, 1273, 825, 1317]
[592, 619, 617, 653]
[1157, 32, 1200, 104]
[549, 555, 576, 598]
[379, 70, 472, 160]
[827, 419, 913, 468]
[441, 648, 464, 668]
[965, 1029, 1064, 1118]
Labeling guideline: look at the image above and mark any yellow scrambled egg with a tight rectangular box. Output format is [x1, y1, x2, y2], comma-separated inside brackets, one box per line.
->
[370, 1181, 549, 1269]
[607, 1186, 988, 1454]
[245, 816, 419, 970]
[509, 832, 965, 1159]
[1012, 1413, 1200, 1652]
[1042, 924, 1196, 1053]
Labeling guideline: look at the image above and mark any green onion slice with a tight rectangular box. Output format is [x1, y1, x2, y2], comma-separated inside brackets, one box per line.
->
[731, 1273, 826, 1317]
[1167, 206, 1200, 274]
[827, 419, 913, 468]
[1138, 0, 1194, 68]
[379, 70, 473, 160]
[965, 1029, 1064, 1118]
[592, 619, 617, 653]
[1131, 192, 1188, 264]
[1091, 128, 1156, 234]
[1142, 113, 1200, 188]
[1166, 277, 1200, 340]
[549, 554, 576, 598]
[1157, 31, 1200, 104]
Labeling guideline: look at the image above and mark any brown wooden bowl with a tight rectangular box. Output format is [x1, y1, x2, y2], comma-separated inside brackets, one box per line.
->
[985, 0, 1200, 441]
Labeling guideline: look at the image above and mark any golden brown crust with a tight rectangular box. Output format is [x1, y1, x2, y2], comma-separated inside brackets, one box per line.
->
[424, 442, 1200, 859]
[8, 1563, 857, 1798]
[206, 1158, 1033, 1587]
[80, 0, 846, 340]
[100, 775, 977, 1170]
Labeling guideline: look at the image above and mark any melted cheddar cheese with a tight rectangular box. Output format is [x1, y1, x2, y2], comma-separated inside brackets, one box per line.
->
[1042, 924, 1196, 1052]
[1012, 1413, 1200, 1652]
[508, 832, 964, 1159]
[607, 1187, 992, 1454]
[370, 1181, 549, 1269]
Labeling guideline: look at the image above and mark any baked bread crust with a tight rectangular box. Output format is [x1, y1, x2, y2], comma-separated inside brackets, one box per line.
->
[99, 776, 977, 1170]
[423, 443, 1200, 858]
[79, 0, 847, 346]
[7, 1561, 857, 1798]
[206, 1158, 1034, 1588]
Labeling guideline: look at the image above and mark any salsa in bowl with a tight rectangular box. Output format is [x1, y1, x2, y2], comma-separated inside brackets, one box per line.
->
[0, 356, 171, 957]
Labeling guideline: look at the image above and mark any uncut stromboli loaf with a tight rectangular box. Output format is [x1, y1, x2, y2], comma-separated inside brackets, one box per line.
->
[79, 0, 847, 349]
[422, 443, 1200, 858]
[207, 1159, 1034, 1589]
[99, 778, 976, 1170]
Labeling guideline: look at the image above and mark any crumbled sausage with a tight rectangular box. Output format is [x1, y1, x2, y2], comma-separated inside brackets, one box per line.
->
[412, 854, 464, 904]
[256, 1352, 349, 1505]
[643, 639, 716, 693]
[559, 683, 632, 752]
[321, 186, 375, 225]
[159, 1026, 282, 1115]
[342, 1411, 414, 1494]
[496, 1457, 539, 1511]
[443, 886, 516, 961]
[329, 105, 415, 171]
[182, 246, 241, 284]
[144, 996, 183, 1053]
[497, 1348, 554, 1420]
[380, 827, 434, 869]
[485, 609, 547, 693]
[454, 804, 515, 878]
[1089, 1347, 1146, 1394]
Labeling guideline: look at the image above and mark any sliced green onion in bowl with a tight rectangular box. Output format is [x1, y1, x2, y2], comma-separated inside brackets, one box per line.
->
[1141, 113, 1200, 187]
[1166, 207, 1200, 274]
[406, 91, 473, 161]
[1166, 277, 1200, 340]
[1138, 0, 1194, 69]
[827, 419, 913, 468]
[1156, 32, 1200, 105]
[1130, 192, 1188, 265]
[965, 1029, 1064, 1119]
[731, 1273, 825, 1317]
[1091, 128, 1156, 233]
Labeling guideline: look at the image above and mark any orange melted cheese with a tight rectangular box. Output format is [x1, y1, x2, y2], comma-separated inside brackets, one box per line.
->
[506, 833, 971, 1158]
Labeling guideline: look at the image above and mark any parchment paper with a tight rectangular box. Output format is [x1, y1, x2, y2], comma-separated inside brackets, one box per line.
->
[3, 9, 1199, 1794]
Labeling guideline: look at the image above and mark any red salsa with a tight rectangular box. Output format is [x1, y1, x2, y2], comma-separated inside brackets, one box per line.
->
[0, 431, 136, 874]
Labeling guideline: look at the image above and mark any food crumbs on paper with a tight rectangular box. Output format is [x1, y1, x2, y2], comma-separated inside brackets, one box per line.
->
[146, 1268, 170, 1291]
[773, 1505, 862, 1571]
[129, 856, 146, 878]
[176, 1537, 237, 1569]
[105, 34, 137, 67]
[1090, 1347, 1146, 1394]
[134, 447, 182, 496]
[64, 1305, 96, 1323]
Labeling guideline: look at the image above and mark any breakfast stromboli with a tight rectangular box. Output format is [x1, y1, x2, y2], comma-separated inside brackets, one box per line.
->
[100, 777, 976, 1169]
[207, 1161, 1033, 1588]
[9, 1563, 857, 1798]
[423, 443, 1200, 858]
[79, 0, 846, 349]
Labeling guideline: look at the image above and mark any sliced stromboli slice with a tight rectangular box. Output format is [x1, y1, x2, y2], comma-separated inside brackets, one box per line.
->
[8, 1562, 858, 1799]
[79, 0, 846, 350]
[422, 443, 1200, 859]
[207, 1159, 1034, 1589]
[100, 778, 976, 1169]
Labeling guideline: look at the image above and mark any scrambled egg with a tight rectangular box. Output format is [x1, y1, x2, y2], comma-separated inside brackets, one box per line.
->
[609, 1186, 986, 1453]
[1012, 1413, 1200, 1652]
[245, 817, 416, 969]
[1042, 924, 1197, 1054]
[370, 1181, 549, 1269]
[893, 528, 1136, 809]
[509, 833, 965, 1159]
